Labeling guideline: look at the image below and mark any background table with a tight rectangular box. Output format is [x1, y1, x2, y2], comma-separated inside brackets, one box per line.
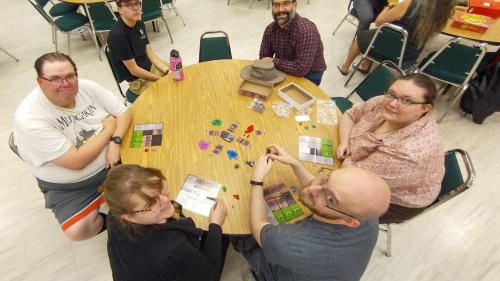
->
[121, 59, 342, 234]
[442, 15, 500, 45]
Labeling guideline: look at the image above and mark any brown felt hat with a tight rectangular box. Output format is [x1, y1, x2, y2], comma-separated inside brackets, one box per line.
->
[240, 60, 286, 85]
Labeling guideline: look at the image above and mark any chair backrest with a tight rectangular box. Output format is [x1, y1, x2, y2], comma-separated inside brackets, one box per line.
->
[430, 149, 475, 209]
[162, 0, 174, 4]
[9, 132, 22, 160]
[29, 0, 56, 26]
[365, 23, 408, 68]
[418, 38, 487, 86]
[141, 0, 163, 22]
[348, 60, 403, 101]
[104, 45, 137, 103]
[199, 31, 232, 63]
[85, 1, 117, 32]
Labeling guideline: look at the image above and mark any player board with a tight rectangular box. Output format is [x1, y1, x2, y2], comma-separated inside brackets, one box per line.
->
[263, 182, 304, 225]
[130, 123, 164, 148]
[298, 135, 334, 166]
[175, 174, 222, 217]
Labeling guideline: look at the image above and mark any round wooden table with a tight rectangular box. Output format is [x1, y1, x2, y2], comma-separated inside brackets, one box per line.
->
[121, 59, 342, 234]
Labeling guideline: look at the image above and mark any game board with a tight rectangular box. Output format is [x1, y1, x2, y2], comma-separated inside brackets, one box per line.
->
[175, 174, 222, 217]
[130, 123, 164, 148]
[263, 182, 304, 225]
[298, 135, 334, 166]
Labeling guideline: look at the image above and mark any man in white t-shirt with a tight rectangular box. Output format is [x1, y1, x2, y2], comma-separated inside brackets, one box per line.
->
[13, 52, 132, 241]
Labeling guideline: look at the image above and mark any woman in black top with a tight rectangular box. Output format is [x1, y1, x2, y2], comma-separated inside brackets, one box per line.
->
[103, 165, 229, 281]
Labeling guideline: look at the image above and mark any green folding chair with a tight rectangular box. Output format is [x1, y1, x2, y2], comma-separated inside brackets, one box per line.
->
[332, 60, 403, 113]
[142, 0, 173, 43]
[104, 44, 137, 104]
[332, 0, 358, 42]
[416, 37, 487, 123]
[199, 31, 232, 63]
[345, 23, 415, 87]
[381, 149, 476, 257]
[84, 1, 117, 60]
[37, 0, 80, 17]
[29, 0, 92, 56]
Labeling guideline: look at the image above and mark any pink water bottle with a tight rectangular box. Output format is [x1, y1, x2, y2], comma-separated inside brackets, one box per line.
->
[170, 49, 184, 81]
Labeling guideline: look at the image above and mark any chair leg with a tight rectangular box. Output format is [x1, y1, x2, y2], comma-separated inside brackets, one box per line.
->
[249, 0, 253, 9]
[437, 87, 464, 123]
[89, 29, 102, 61]
[67, 33, 71, 56]
[0, 47, 19, 62]
[332, 14, 348, 35]
[344, 57, 365, 87]
[171, 4, 185, 26]
[160, 18, 174, 44]
[386, 224, 392, 257]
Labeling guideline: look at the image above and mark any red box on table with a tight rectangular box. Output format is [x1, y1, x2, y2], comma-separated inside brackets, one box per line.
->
[467, 0, 500, 19]
[451, 11, 492, 34]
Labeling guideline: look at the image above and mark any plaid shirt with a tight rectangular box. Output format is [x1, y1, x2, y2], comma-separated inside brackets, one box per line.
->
[259, 14, 326, 76]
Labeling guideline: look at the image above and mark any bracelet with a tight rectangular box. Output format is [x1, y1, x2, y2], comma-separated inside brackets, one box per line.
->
[250, 180, 264, 186]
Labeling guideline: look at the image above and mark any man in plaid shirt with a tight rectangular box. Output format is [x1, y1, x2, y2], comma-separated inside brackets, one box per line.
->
[260, 0, 326, 86]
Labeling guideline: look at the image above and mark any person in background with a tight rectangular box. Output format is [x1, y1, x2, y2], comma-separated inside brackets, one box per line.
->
[260, 0, 327, 85]
[337, 74, 444, 223]
[233, 144, 390, 281]
[13, 52, 131, 241]
[338, 0, 456, 75]
[353, 0, 389, 37]
[104, 165, 229, 281]
[108, 0, 170, 96]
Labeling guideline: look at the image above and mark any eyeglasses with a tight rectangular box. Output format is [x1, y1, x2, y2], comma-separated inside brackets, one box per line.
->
[132, 186, 168, 213]
[272, 1, 295, 10]
[383, 91, 427, 107]
[121, 1, 141, 10]
[39, 74, 77, 87]
[304, 168, 359, 220]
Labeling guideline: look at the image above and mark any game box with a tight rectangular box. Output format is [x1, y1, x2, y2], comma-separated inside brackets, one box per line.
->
[278, 82, 315, 111]
[238, 78, 273, 101]
[467, 0, 500, 19]
[451, 11, 491, 33]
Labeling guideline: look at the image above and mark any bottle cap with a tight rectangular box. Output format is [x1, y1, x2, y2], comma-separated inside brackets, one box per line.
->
[170, 49, 179, 58]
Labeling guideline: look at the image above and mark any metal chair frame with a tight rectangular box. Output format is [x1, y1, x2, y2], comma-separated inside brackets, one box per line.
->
[0, 47, 19, 62]
[415, 37, 487, 123]
[104, 44, 137, 105]
[381, 149, 476, 257]
[161, 0, 186, 26]
[141, 0, 174, 43]
[84, 0, 118, 61]
[345, 23, 410, 87]
[28, 0, 95, 57]
[332, 0, 358, 38]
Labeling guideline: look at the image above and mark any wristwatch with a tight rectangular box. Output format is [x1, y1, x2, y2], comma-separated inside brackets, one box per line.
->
[110, 136, 122, 144]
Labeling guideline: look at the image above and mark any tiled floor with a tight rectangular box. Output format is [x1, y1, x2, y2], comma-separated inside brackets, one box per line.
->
[1, 0, 499, 280]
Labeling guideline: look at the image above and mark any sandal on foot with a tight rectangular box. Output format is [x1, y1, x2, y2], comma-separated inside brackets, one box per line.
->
[352, 63, 369, 74]
[337, 63, 348, 76]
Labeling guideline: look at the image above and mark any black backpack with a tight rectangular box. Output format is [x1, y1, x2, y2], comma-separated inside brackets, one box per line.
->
[460, 61, 500, 124]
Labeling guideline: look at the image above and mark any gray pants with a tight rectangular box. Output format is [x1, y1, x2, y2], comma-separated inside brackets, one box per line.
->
[353, 0, 388, 36]
[231, 235, 276, 281]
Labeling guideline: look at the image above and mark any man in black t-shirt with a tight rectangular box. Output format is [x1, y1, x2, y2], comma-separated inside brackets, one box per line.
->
[108, 0, 170, 96]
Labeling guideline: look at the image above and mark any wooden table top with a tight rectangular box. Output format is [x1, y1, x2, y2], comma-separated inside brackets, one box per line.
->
[121, 59, 342, 234]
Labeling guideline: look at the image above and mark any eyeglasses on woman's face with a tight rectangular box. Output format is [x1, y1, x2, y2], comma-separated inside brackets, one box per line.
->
[304, 168, 359, 221]
[383, 90, 427, 107]
[132, 185, 169, 214]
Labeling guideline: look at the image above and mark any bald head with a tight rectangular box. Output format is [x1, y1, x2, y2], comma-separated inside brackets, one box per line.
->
[330, 166, 390, 221]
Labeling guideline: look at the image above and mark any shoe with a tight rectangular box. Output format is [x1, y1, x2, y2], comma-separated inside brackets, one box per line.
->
[337, 63, 348, 76]
[352, 63, 369, 74]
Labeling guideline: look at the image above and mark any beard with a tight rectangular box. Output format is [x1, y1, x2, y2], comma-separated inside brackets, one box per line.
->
[273, 9, 295, 25]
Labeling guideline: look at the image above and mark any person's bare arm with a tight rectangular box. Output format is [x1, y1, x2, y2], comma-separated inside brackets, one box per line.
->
[249, 154, 273, 246]
[146, 44, 170, 74]
[375, 0, 411, 26]
[106, 109, 132, 168]
[52, 115, 116, 170]
[267, 144, 315, 187]
[336, 115, 355, 160]
[122, 48, 164, 82]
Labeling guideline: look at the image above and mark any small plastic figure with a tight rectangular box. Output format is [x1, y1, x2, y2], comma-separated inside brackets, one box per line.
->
[245, 160, 255, 167]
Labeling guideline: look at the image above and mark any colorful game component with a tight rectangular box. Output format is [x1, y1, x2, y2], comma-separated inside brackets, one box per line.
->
[220, 131, 234, 142]
[144, 148, 149, 152]
[131, 123, 164, 148]
[210, 144, 224, 156]
[212, 119, 222, 126]
[227, 150, 238, 159]
[236, 137, 252, 147]
[198, 140, 210, 150]
[233, 194, 240, 200]
[304, 125, 309, 130]
[234, 164, 240, 169]
[255, 129, 265, 135]
[312, 125, 317, 128]
[97, 186, 104, 193]
[245, 160, 255, 167]
[206, 130, 220, 136]
[222, 186, 227, 192]
[227, 121, 240, 132]
[244, 125, 254, 134]
[152, 148, 157, 152]
[290, 186, 297, 193]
